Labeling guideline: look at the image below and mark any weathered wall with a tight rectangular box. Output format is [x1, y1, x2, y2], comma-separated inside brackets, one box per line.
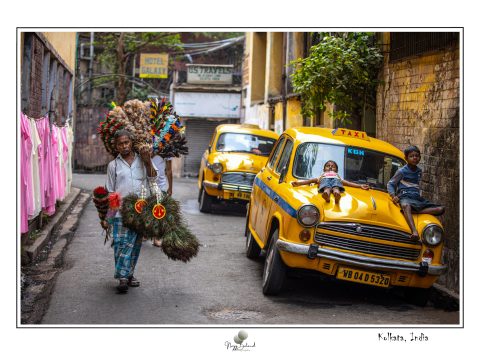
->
[42, 32, 77, 72]
[286, 98, 303, 128]
[376, 46, 460, 292]
[74, 107, 113, 171]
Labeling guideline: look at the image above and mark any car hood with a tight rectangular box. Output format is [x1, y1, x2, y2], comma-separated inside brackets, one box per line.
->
[292, 186, 412, 232]
[210, 152, 268, 173]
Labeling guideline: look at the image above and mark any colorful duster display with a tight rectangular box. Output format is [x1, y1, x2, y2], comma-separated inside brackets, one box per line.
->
[97, 98, 188, 159]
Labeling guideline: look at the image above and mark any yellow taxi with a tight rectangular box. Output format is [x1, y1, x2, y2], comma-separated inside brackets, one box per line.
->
[246, 127, 446, 305]
[198, 124, 279, 213]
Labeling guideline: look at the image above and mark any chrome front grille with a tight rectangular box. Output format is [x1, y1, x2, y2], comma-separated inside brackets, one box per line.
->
[317, 222, 413, 244]
[221, 172, 256, 192]
[314, 232, 421, 261]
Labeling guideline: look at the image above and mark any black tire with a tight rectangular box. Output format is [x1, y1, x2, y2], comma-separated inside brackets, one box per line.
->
[262, 229, 286, 295]
[199, 187, 213, 213]
[404, 287, 431, 307]
[244, 203, 250, 237]
[246, 228, 261, 259]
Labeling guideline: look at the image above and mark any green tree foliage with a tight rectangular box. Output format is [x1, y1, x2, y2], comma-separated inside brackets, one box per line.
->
[94, 32, 182, 104]
[291, 32, 383, 124]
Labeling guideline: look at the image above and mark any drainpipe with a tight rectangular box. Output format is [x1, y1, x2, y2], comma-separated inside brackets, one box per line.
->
[88, 32, 94, 105]
[282, 33, 287, 132]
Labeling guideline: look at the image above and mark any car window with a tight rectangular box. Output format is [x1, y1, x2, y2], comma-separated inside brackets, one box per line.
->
[216, 132, 276, 156]
[293, 142, 345, 179]
[267, 137, 286, 169]
[275, 139, 293, 174]
[344, 147, 405, 190]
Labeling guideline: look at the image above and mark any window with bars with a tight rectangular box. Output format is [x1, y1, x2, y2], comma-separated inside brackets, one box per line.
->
[390, 32, 459, 62]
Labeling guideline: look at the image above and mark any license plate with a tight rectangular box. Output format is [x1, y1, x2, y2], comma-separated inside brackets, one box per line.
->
[234, 191, 250, 200]
[337, 266, 390, 288]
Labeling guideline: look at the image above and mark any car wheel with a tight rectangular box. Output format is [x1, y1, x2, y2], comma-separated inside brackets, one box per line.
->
[244, 203, 250, 237]
[246, 228, 261, 259]
[262, 229, 286, 295]
[199, 187, 213, 213]
[404, 286, 431, 307]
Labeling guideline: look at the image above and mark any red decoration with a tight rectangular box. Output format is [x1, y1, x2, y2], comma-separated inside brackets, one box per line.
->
[152, 204, 167, 219]
[109, 192, 122, 210]
[134, 199, 147, 214]
[93, 186, 108, 198]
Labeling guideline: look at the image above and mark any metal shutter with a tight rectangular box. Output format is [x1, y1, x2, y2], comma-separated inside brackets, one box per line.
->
[183, 119, 232, 177]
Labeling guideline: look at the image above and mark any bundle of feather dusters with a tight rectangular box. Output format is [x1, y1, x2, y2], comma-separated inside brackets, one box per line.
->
[97, 98, 188, 159]
[120, 193, 199, 262]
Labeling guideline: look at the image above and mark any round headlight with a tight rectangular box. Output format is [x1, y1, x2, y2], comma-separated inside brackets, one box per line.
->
[422, 224, 443, 246]
[209, 163, 223, 174]
[297, 204, 320, 227]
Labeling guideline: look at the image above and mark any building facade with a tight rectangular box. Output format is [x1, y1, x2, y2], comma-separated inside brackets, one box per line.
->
[20, 31, 77, 244]
[171, 36, 244, 177]
[241, 32, 337, 133]
[21, 32, 76, 124]
[376, 32, 460, 292]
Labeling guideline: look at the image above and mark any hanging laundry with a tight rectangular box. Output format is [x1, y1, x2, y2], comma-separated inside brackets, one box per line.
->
[60, 126, 69, 198]
[51, 125, 61, 203]
[36, 116, 56, 215]
[20, 113, 33, 233]
[55, 124, 66, 201]
[65, 123, 74, 195]
[28, 116, 42, 219]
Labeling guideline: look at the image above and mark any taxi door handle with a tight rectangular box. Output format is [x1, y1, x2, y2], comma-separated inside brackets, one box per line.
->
[267, 176, 272, 181]
[273, 196, 279, 202]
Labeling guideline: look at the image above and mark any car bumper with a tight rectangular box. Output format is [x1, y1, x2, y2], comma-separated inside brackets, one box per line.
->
[276, 239, 447, 276]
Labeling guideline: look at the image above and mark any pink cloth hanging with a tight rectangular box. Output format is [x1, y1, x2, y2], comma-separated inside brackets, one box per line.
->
[50, 125, 62, 202]
[60, 127, 69, 197]
[20, 113, 33, 233]
[36, 116, 56, 215]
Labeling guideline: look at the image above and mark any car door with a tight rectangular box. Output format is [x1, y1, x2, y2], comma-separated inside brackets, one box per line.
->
[263, 137, 294, 240]
[252, 136, 287, 244]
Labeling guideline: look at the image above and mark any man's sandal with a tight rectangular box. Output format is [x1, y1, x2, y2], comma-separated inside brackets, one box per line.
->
[128, 276, 140, 287]
[117, 279, 129, 293]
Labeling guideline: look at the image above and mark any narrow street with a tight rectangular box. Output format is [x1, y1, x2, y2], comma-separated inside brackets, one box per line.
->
[41, 174, 459, 325]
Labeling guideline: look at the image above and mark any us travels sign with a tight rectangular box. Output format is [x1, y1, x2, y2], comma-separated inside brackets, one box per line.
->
[186, 64, 233, 84]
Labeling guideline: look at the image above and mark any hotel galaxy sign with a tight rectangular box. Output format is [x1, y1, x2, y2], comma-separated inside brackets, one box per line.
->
[139, 53, 169, 79]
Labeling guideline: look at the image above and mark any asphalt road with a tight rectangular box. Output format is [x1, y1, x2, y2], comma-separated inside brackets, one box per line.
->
[42, 174, 459, 325]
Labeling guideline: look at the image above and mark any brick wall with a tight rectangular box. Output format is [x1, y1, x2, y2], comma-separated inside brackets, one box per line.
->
[376, 48, 460, 292]
[28, 35, 44, 118]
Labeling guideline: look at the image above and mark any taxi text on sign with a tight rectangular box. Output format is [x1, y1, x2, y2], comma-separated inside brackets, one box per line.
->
[139, 53, 169, 79]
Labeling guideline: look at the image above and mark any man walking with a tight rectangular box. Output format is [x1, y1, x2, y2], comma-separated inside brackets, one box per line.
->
[104, 130, 157, 293]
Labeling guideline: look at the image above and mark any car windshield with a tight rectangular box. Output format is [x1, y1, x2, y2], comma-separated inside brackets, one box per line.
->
[215, 132, 276, 156]
[292, 142, 406, 191]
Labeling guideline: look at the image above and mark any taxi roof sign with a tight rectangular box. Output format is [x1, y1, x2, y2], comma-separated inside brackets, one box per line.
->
[332, 128, 370, 141]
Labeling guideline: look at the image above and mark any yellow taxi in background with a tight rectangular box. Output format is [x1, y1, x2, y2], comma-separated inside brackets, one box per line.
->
[246, 127, 446, 305]
[198, 124, 279, 213]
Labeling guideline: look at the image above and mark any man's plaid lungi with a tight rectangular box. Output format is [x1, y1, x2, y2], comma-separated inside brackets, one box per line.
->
[111, 218, 142, 279]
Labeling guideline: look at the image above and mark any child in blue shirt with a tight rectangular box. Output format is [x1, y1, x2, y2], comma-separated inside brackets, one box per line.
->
[387, 145, 445, 241]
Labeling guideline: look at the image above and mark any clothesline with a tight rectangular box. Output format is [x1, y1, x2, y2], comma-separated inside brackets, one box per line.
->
[23, 112, 72, 128]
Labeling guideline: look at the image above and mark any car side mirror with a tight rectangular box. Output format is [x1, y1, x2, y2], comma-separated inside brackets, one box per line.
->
[279, 166, 287, 184]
